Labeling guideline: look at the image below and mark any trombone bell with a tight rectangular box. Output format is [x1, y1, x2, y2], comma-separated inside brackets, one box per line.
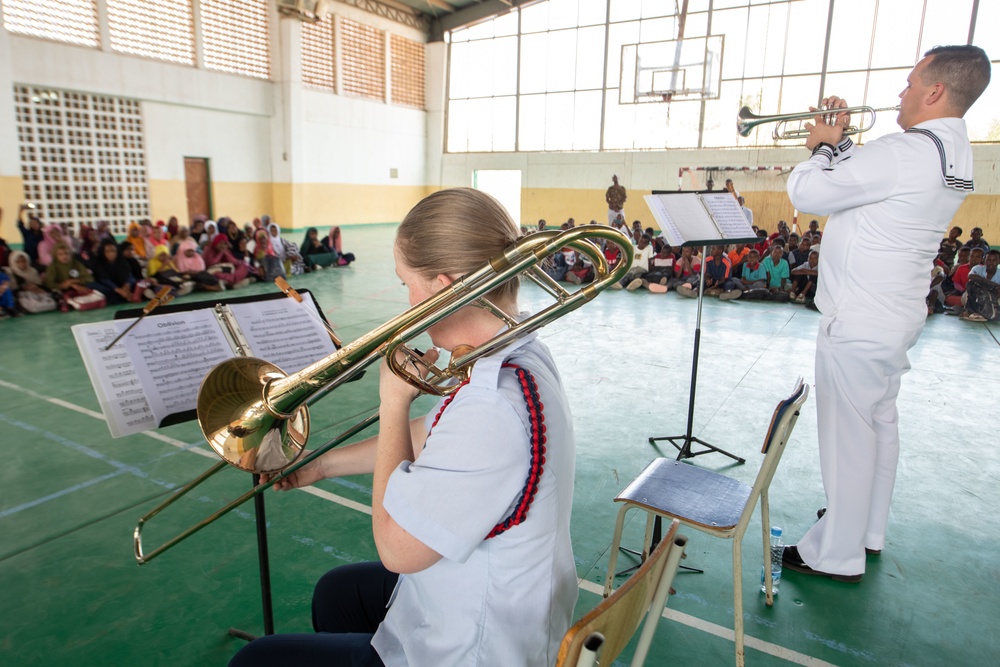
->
[198, 356, 310, 473]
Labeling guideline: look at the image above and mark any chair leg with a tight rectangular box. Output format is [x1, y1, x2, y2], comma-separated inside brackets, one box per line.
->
[761, 491, 774, 607]
[604, 504, 631, 598]
[642, 512, 656, 561]
[733, 541, 745, 667]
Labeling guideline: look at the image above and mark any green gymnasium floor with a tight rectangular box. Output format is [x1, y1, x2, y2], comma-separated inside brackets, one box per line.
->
[1, 223, 998, 667]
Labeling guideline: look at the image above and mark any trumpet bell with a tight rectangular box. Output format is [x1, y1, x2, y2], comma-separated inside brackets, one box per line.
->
[198, 356, 310, 473]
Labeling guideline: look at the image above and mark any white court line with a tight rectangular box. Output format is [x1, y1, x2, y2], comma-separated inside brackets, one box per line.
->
[0, 378, 832, 666]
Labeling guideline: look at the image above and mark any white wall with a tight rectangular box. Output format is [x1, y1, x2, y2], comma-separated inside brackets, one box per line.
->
[301, 89, 427, 185]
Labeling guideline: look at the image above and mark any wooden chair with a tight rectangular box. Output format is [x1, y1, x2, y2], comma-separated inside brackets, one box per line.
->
[556, 520, 687, 667]
[603, 380, 809, 667]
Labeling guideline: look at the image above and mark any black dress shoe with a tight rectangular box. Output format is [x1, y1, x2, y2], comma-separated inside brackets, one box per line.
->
[781, 545, 863, 583]
[815, 508, 882, 555]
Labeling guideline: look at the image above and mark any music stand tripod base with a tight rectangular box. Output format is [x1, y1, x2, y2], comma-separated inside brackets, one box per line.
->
[649, 434, 745, 463]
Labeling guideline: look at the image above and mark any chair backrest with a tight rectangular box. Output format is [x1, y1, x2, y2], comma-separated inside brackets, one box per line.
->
[745, 378, 809, 515]
[556, 520, 687, 667]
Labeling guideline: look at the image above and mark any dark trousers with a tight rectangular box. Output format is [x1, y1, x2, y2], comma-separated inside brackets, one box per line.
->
[228, 561, 398, 667]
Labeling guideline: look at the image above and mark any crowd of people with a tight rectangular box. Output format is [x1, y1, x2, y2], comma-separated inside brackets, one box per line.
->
[0, 205, 355, 318]
[530, 213, 998, 321]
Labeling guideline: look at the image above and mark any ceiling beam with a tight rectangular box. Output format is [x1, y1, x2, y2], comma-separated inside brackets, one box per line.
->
[429, 0, 537, 41]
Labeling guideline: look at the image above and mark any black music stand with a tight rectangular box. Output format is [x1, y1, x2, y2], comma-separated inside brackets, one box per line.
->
[648, 243, 746, 464]
[643, 190, 757, 463]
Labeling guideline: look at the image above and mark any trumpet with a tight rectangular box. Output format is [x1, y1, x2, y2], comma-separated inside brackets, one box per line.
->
[737, 104, 900, 139]
[133, 226, 635, 564]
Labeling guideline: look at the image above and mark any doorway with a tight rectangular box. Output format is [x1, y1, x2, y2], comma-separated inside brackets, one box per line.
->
[472, 170, 522, 227]
[184, 157, 212, 224]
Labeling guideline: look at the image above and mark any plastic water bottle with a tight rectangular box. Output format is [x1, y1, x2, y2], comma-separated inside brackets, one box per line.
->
[760, 526, 783, 594]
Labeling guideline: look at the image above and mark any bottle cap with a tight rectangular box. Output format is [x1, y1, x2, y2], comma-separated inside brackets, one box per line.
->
[770, 526, 782, 536]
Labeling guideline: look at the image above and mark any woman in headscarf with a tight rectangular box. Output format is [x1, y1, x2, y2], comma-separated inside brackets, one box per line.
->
[44, 242, 101, 302]
[321, 226, 356, 266]
[92, 238, 139, 303]
[118, 241, 145, 283]
[37, 224, 66, 267]
[199, 220, 217, 249]
[170, 226, 191, 256]
[204, 233, 254, 289]
[167, 216, 180, 240]
[300, 227, 334, 270]
[146, 245, 194, 297]
[226, 220, 247, 261]
[6, 250, 57, 313]
[150, 221, 169, 246]
[77, 225, 103, 269]
[251, 228, 285, 282]
[173, 238, 223, 292]
[125, 222, 150, 261]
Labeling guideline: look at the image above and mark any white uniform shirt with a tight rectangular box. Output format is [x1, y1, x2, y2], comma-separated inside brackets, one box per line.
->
[373, 333, 577, 667]
[787, 118, 973, 331]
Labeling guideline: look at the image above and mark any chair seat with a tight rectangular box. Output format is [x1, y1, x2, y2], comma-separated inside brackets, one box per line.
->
[615, 459, 752, 531]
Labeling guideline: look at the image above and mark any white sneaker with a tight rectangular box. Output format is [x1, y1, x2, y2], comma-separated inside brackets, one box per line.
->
[626, 278, 643, 291]
[233, 278, 251, 289]
[719, 289, 741, 301]
[176, 282, 194, 297]
[676, 285, 698, 298]
[143, 288, 157, 300]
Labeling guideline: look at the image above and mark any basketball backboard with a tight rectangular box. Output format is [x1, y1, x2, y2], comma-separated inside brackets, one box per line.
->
[620, 35, 725, 104]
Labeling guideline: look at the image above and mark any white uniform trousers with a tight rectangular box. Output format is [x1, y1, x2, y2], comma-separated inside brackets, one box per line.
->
[797, 316, 923, 576]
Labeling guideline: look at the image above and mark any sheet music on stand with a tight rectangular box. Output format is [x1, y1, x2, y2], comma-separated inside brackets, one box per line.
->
[644, 191, 757, 247]
[72, 290, 339, 438]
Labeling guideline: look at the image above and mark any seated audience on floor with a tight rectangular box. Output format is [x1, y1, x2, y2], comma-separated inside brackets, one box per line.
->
[808, 219, 822, 238]
[678, 245, 739, 300]
[16, 205, 45, 265]
[790, 250, 820, 304]
[753, 228, 770, 256]
[146, 245, 202, 296]
[728, 243, 750, 276]
[0, 266, 16, 317]
[149, 221, 169, 247]
[301, 227, 336, 270]
[322, 227, 356, 266]
[641, 244, 676, 292]
[204, 233, 254, 289]
[762, 243, 791, 298]
[118, 241, 146, 285]
[37, 223, 68, 267]
[787, 237, 812, 270]
[612, 233, 653, 291]
[669, 246, 702, 291]
[947, 247, 980, 307]
[92, 238, 141, 304]
[537, 219, 547, 231]
[124, 222, 152, 264]
[190, 217, 206, 244]
[961, 249, 1000, 321]
[565, 256, 594, 284]
[735, 248, 769, 297]
[251, 228, 286, 282]
[169, 226, 191, 256]
[5, 250, 56, 314]
[938, 226, 964, 267]
[44, 243, 106, 310]
[172, 237, 224, 292]
[966, 227, 990, 252]
[199, 221, 217, 249]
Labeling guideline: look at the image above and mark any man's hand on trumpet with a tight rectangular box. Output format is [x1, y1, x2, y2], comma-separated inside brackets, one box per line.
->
[804, 96, 851, 150]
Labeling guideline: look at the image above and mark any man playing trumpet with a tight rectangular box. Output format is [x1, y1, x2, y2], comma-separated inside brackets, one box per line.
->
[782, 45, 991, 582]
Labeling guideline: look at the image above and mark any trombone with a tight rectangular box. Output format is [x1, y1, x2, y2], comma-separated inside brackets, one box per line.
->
[134, 226, 635, 564]
[737, 104, 900, 139]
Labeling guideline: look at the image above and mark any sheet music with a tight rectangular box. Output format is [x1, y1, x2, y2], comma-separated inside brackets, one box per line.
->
[71, 322, 157, 437]
[228, 297, 337, 375]
[700, 193, 756, 239]
[644, 194, 718, 245]
[121, 309, 235, 426]
[643, 195, 686, 246]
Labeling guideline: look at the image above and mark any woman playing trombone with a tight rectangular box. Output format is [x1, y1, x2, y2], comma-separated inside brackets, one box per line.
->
[230, 188, 578, 667]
